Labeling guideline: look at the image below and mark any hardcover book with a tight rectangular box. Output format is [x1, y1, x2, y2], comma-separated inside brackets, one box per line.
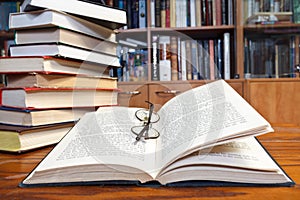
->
[0, 122, 75, 153]
[20, 0, 127, 30]
[0, 56, 113, 77]
[15, 27, 117, 55]
[0, 87, 119, 109]
[19, 80, 294, 187]
[0, 106, 93, 127]
[9, 9, 116, 42]
[5, 73, 118, 89]
[9, 43, 120, 67]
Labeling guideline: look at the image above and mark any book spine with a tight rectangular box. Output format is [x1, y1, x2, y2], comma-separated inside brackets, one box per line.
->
[175, 0, 181, 27]
[223, 32, 230, 79]
[150, 0, 155, 27]
[160, 0, 166, 27]
[170, 0, 176, 27]
[195, 0, 202, 26]
[185, 40, 193, 80]
[201, 0, 206, 25]
[186, 0, 191, 27]
[206, 0, 213, 25]
[126, 0, 132, 28]
[203, 40, 210, 79]
[216, 38, 223, 79]
[212, 0, 217, 26]
[170, 36, 178, 80]
[139, 0, 147, 28]
[155, 0, 161, 27]
[293, 0, 300, 23]
[177, 37, 182, 79]
[165, 0, 171, 27]
[131, 0, 139, 28]
[221, 0, 227, 25]
[152, 35, 160, 81]
[181, 40, 187, 80]
[215, 0, 222, 25]
[191, 40, 199, 80]
[159, 36, 171, 81]
[227, 0, 233, 25]
[209, 39, 215, 80]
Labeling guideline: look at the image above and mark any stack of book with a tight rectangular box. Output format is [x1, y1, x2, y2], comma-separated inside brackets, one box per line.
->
[0, 0, 127, 153]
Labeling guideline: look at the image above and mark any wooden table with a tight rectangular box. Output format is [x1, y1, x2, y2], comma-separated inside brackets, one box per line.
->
[1, 126, 299, 200]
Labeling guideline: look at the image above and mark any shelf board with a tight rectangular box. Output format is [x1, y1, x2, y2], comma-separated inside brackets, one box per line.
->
[244, 23, 300, 35]
[117, 25, 235, 40]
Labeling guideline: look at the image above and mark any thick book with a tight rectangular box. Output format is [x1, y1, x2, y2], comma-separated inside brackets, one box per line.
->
[20, 0, 127, 30]
[15, 27, 117, 55]
[9, 9, 116, 42]
[0, 87, 119, 109]
[0, 56, 113, 77]
[0, 106, 93, 127]
[0, 122, 74, 153]
[9, 43, 120, 67]
[5, 73, 118, 89]
[19, 80, 294, 187]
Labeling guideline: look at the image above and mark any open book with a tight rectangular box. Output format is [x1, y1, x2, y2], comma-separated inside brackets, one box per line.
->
[20, 80, 294, 187]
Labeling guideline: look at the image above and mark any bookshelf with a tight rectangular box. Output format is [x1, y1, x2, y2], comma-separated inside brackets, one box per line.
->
[241, 0, 300, 79]
[116, 0, 299, 127]
[116, 0, 236, 82]
[116, 0, 242, 108]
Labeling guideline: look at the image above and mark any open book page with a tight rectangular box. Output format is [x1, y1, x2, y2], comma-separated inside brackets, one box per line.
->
[156, 137, 291, 184]
[24, 107, 158, 184]
[160, 137, 282, 174]
[154, 80, 273, 170]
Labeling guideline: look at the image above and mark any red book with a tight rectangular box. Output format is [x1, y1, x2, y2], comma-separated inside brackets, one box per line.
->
[165, 0, 170, 27]
[0, 87, 119, 109]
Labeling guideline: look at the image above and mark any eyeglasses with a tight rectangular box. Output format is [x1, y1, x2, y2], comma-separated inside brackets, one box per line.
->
[131, 101, 160, 141]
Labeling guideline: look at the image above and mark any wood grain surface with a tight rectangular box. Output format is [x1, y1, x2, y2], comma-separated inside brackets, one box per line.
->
[0, 126, 299, 200]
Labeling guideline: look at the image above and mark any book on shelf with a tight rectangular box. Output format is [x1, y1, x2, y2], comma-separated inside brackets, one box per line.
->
[20, 0, 127, 30]
[0, 122, 75, 153]
[223, 32, 230, 79]
[9, 43, 120, 67]
[0, 1, 19, 31]
[244, 36, 294, 78]
[5, 73, 117, 89]
[293, 0, 300, 24]
[139, 0, 147, 28]
[0, 56, 113, 77]
[19, 80, 294, 187]
[159, 35, 171, 81]
[0, 106, 93, 127]
[0, 87, 119, 109]
[15, 27, 117, 56]
[9, 9, 116, 42]
[151, 35, 160, 81]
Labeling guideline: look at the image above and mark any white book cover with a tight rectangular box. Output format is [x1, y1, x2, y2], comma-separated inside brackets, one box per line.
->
[9, 43, 120, 67]
[20, 0, 127, 29]
[9, 9, 116, 42]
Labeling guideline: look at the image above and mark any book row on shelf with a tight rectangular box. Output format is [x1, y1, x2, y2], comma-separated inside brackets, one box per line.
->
[244, 35, 299, 78]
[117, 32, 231, 82]
[244, 0, 299, 24]
[106, 0, 234, 29]
[0, 0, 127, 153]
